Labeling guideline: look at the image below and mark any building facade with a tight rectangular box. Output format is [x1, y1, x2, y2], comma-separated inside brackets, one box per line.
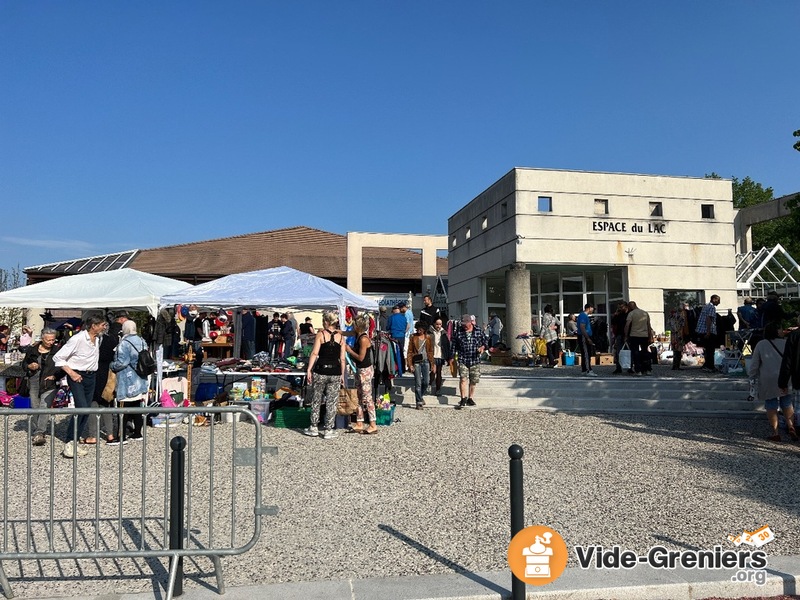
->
[447, 168, 737, 351]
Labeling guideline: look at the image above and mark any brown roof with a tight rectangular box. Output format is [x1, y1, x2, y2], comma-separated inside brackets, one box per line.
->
[129, 226, 447, 282]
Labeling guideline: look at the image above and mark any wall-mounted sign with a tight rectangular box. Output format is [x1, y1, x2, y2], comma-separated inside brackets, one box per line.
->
[592, 221, 667, 234]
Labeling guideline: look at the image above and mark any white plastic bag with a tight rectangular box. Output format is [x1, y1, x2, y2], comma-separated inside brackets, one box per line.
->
[619, 344, 632, 370]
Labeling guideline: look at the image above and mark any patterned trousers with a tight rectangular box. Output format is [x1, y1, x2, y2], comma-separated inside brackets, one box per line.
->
[309, 373, 341, 431]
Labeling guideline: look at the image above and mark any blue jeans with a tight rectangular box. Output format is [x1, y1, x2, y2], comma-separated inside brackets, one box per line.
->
[67, 371, 96, 442]
[283, 336, 295, 359]
[413, 361, 430, 406]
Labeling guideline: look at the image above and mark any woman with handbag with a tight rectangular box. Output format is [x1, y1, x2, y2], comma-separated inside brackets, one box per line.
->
[748, 322, 795, 442]
[110, 320, 149, 442]
[345, 314, 377, 434]
[304, 310, 346, 440]
[407, 321, 435, 410]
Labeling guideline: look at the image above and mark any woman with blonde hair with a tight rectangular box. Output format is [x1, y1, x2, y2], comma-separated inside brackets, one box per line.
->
[407, 321, 435, 410]
[345, 313, 377, 434]
[304, 310, 346, 440]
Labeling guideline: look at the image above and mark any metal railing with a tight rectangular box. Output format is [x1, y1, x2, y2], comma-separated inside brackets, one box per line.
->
[0, 405, 277, 599]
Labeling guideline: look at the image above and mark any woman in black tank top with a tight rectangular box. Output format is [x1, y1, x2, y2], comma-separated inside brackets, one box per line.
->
[304, 310, 346, 439]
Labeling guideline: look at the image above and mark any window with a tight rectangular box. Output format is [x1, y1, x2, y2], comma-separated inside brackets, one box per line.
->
[538, 196, 552, 212]
[594, 199, 608, 215]
[501, 202, 508, 218]
[465, 226, 471, 240]
[451, 235, 457, 248]
[701, 204, 715, 219]
[481, 216, 488, 230]
[649, 202, 663, 217]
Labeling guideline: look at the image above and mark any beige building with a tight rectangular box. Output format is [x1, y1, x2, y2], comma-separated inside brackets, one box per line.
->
[447, 168, 737, 351]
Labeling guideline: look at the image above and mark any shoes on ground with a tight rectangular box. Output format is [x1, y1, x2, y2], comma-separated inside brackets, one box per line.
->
[302, 426, 320, 437]
[361, 426, 378, 435]
[583, 371, 598, 377]
[767, 434, 782, 442]
[128, 433, 143, 440]
[63, 441, 88, 458]
[612, 368, 622, 374]
[322, 429, 339, 440]
[416, 404, 424, 410]
[455, 398, 468, 410]
[31, 433, 46, 446]
[466, 397, 476, 406]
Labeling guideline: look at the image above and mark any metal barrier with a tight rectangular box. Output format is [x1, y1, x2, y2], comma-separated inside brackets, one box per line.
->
[0, 405, 278, 599]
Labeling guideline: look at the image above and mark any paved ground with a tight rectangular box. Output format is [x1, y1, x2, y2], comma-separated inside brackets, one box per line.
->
[2, 364, 796, 600]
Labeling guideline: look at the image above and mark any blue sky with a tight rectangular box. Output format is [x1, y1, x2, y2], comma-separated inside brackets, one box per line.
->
[1, 1, 798, 277]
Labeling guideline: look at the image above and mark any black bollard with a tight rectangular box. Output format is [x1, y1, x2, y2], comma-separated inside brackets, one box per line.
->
[169, 436, 187, 597]
[509, 444, 525, 600]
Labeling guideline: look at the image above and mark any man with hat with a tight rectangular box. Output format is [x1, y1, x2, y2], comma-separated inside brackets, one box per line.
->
[449, 314, 488, 409]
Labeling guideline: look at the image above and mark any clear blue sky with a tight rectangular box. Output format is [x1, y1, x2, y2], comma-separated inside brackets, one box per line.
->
[1, 1, 798, 277]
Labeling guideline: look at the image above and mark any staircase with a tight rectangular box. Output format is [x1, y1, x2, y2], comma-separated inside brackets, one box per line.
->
[388, 373, 759, 416]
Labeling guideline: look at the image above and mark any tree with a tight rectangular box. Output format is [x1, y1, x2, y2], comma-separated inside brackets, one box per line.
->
[706, 173, 798, 257]
[794, 129, 800, 152]
[0, 266, 25, 334]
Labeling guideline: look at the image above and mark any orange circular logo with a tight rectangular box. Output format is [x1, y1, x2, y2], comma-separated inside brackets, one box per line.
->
[508, 525, 568, 585]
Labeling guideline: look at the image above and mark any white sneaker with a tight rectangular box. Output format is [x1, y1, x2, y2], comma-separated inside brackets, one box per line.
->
[584, 371, 598, 377]
[302, 426, 320, 437]
[63, 441, 88, 458]
[322, 429, 339, 440]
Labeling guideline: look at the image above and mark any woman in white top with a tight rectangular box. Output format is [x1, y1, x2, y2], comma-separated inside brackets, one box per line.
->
[748, 322, 794, 442]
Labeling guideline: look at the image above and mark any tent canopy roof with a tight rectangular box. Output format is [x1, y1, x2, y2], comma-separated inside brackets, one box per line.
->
[159, 266, 379, 311]
[0, 268, 192, 316]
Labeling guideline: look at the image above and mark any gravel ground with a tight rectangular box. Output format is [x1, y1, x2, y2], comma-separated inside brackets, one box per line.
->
[1, 368, 794, 599]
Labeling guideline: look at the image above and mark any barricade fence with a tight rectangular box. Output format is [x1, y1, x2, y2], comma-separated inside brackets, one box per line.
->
[0, 405, 277, 600]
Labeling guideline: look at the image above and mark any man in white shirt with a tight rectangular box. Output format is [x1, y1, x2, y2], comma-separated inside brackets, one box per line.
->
[54, 313, 105, 457]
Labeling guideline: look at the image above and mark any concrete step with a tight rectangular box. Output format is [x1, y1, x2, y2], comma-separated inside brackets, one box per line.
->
[387, 374, 760, 416]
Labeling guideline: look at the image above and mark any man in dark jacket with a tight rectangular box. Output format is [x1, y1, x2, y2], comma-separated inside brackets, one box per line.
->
[778, 315, 800, 396]
[430, 318, 450, 396]
[279, 313, 295, 359]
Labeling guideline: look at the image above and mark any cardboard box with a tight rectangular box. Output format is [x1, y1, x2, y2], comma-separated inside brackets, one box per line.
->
[598, 353, 614, 366]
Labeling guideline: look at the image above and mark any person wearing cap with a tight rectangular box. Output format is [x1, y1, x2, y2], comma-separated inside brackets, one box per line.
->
[449, 314, 488, 409]
[386, 304, 408, 345]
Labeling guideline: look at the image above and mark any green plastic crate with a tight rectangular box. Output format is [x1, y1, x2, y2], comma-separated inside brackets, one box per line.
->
[272, 407, 311, 429]
[375, 405, 395, 426]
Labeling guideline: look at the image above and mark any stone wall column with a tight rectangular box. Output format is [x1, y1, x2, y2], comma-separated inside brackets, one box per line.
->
[506, 263, 531, 354]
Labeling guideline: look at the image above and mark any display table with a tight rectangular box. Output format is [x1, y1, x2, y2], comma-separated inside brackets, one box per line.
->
[201, 342, 234, 359]
[195, 370, 307, 398]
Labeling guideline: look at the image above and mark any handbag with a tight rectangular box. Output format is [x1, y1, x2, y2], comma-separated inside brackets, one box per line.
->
[101, 370, 116, 402]
[337, 385, 360, 416]
[412, 354, 423, 365]
[619, 343, 632, 370]
[534, 338, 548, 357]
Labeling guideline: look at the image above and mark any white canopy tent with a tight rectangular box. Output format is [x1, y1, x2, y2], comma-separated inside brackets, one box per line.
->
[0, 268, 193, 317]
[159, 266, 380, 358]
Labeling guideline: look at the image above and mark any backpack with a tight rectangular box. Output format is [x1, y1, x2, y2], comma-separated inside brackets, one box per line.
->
[126, 339, 156, 378]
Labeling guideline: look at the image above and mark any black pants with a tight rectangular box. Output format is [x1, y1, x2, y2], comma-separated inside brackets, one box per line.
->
[577, 336, 594, 372]
[545, 340, 560, 366]
[628, 336, 650, 373]
[699, 334, 716, 370]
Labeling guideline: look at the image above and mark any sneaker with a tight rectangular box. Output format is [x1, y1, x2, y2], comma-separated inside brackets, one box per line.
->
[302, 426, 320, 437]
[455, 399, 468, 410]
[322, 429, 339, 440]
[63, 441, 88, 458]
[32, 433, 46, 446]
[466, 398, 476, 407]
[584, 371, 598, 377]
[128, 433, 144, 441]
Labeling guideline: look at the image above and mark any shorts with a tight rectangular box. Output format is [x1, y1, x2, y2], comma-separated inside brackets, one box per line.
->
[764, 395, 793, 411]
[458, 363, 481, 385]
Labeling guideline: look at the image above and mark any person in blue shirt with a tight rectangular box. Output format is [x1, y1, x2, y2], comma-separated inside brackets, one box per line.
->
[386, 304, 409, 343]
[577, 303, 597, 376]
